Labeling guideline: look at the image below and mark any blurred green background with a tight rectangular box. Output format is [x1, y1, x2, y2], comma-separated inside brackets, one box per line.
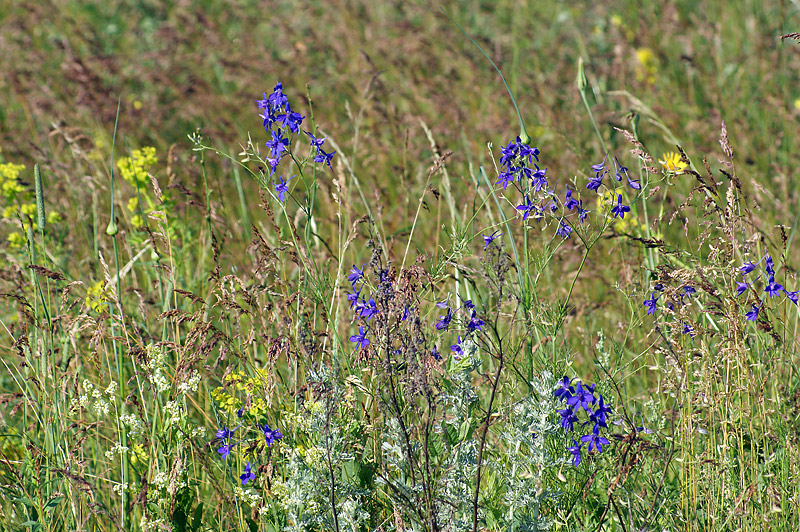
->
[3, 0, 799, 231]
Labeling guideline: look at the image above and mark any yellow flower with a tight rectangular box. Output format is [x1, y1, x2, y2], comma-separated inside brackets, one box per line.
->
[20, 203, 37, 219]
[659, 152, 687, 172]
[635, 48, 658, 85]
[794, 98, 800, 110]
[86, 281, 109, 313]
[7, 232, 25, 250]
[117, 147, 157, 189]
[0, 162, 25, 182]
[130, 443, 148, 465]
[47, 211, 62, 224]
[2, 205, 18, 219]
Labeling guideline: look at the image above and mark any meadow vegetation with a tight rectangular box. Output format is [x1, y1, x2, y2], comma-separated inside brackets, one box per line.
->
[2, 1, 800, 531]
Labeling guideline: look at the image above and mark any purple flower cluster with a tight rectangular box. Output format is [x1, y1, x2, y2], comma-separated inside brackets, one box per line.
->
[256, 81, 335, 202]
[432, 297, 485, 361]
[553, 377, 612, 467]
[496, 136, 541, 191]
[643, 283, 700, 337]
[347, 263, 378, 352]
[214, 421, 283, 485]
[587, 155, 640, 192]
[737, 254, 798, 322]
[495, 138, 595, 239]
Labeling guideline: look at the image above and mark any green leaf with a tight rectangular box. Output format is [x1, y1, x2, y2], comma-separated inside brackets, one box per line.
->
[191, 502, 204, 532]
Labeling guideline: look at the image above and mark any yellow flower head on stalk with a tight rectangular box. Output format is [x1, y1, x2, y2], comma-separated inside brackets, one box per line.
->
[86, 281, 109, 313]
[117, 147, 157, 189]
[659, 152, 688, 173]
[635, 48, 658, 85]
[212, 368, 272, 416]
[7, 232, 25, 250]
[130, 443, 149, 465]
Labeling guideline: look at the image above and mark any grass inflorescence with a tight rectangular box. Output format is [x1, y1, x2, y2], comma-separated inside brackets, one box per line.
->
[2, 3, 800, 532]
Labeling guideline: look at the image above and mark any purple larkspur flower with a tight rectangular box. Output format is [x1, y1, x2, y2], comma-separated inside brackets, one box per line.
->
[581, 429, 610, 453]
[483, 230, 502, 249]
[240, 461, 256, 485]
[350, 326, 369, 350]
[495, 171, 515, 190]
[348, 264, 366, 286]
[554, 376, 575, 400]
[740, 260, 758, 276]
[784, 288, 799, 305]
[450, 336, 464, 359]
[558, 406, 579, 431]
[261, 424, 284, 447]
[305, 130, 326, 150]
[275, 102, 304, 133]
[564, 189, 579, 210]
[568, 439, 582, 466]
[643, 292, 659, 315]
[435, 307, 453, 331]
[274, 175, 292, 203]
[610, 194, 630, 219]
[516, 196, 536, 221]
[467, 311, 484, 333]
[567, 382, 596, 412]
[736, 281, 750, 297]
[765, 276, 784, 298]
[360, 297, 378, 321]
[217, 443, 234, 460]
[531, 166, 548, 191]
[556, 219, 572, 238]
[314, 148, 335, 168]
[745, 302, 761, 322]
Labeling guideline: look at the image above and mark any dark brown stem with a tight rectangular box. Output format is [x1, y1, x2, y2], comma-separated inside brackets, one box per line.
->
[472, 345, 504, 532]
[325, 403, 340, 532]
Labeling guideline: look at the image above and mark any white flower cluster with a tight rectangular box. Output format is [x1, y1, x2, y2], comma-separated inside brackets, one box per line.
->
[177, 370, 200, 395]
[233, 485, 263, 508]
[120, 412, 147, 438]
[105, 442, 130, 461]
[70, 379, 117, 417]
[152, 471, 170, 491]
[140, 515, 170, 532]
[163, 400, 184, 427]
[145, 344, 172, 393]
[112, 482, 129, 495]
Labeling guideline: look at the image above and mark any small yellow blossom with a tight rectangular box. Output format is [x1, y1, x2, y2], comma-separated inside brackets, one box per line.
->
[130, 443, 149, 465]
[635, 48, 658, 85]
[2, 205, 17, 219]
[659, 152, 688, 173]
[0, 162, 25, 182]
[7, 232, 25, 249]
[86, 281, 109, 313]
[117, 147, 157, 189]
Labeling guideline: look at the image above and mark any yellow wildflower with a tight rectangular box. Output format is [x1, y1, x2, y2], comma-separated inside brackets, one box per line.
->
[86, 281, 109, 313]
[130, 443, 148, 465]
[117, 147, 157, 189]
[0, 162, 25, 182]
[7, 232, 25, 250]
[635, 48, 658, 85]
[659, 152, 688, 173]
